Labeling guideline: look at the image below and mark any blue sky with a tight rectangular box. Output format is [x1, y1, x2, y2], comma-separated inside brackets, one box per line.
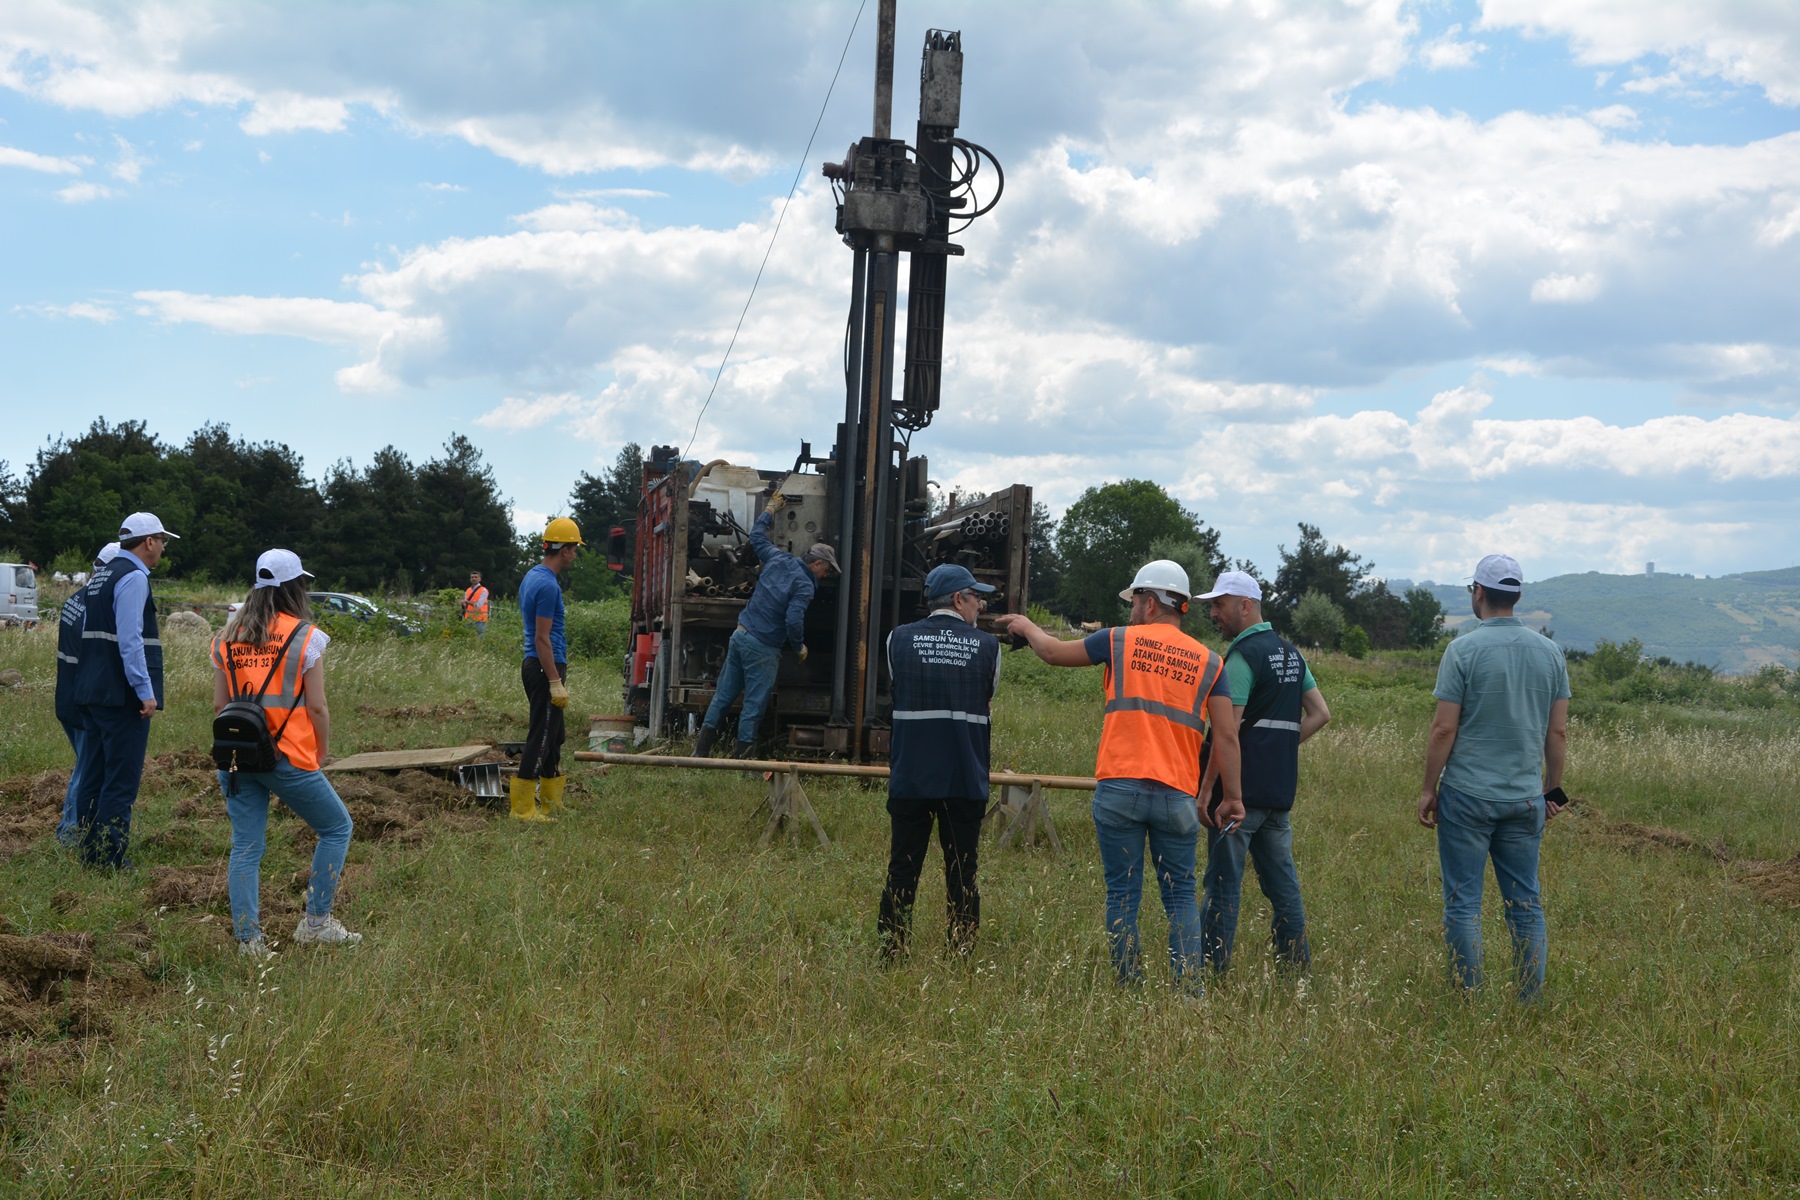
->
[3, 0, 1797, 584]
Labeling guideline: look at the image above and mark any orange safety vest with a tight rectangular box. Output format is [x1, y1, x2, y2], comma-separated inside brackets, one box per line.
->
[210, 611, 322, 772]
[462, 585, 489, 622]
[1094, 623, 1224, 794]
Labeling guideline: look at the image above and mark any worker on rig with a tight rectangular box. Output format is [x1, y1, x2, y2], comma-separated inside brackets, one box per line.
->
[510, 517, 583, 823]
[693, 489, 839, 760]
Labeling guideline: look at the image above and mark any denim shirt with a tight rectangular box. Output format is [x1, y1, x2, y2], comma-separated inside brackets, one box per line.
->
[110, 549, 156, 702]
[738, 511, 815, 651]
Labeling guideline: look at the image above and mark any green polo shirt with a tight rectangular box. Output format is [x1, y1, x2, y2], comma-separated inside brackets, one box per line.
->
[1434, 616, 1572, 801]
[1223, 622, 1316, 705]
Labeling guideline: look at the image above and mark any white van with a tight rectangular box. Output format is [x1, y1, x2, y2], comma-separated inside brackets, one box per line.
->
[0, 562, 40, 626]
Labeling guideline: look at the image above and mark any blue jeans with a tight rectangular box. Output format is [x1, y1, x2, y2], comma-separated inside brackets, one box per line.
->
[1436, 781, 1547, 1000]
[58, 716, 91, 846]
[703, 629, 783, 745]
[220, 760, 355, 943]
[1200, 807, 1309, 972]
[74, 703, 152, 869]
[1090, 779, 1205, 985]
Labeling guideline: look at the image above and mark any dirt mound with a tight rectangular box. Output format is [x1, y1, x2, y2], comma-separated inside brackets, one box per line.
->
[1595, 821, 1731, 864]
[147, 749, 218, 773]
[144, 864, 305, 926]
[1, 928, 163, 1119]
[137, 821, 226, 856]
[0, 769, 69, 814]
[1738, 855, 1800, 909]
[325, 768, 494, 841]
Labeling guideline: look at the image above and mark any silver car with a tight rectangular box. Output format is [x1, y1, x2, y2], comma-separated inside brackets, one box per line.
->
[0, 563, 39, 626]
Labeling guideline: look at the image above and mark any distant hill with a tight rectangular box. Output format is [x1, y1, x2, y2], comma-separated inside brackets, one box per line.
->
[1387, 567, 1800, 675]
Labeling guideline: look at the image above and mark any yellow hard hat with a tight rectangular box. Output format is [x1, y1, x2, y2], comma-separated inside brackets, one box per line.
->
[544, 516, 585, 546]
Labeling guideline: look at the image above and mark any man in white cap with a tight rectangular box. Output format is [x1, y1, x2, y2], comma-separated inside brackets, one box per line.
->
[1417, 553, 1570, 1002]
[72, 512, 178, 869]
[1194, 570, 1331, 975]
[54, 541, 120, 846]
[998, 560, 1241, 989]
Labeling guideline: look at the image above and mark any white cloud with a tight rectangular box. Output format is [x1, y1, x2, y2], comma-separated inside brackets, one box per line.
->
[1530, 272, 1602, 303]
[473, 392, 586, 430]
[554, 187, 669, 201]
[240, 91, 353, 135]
[1420, 25, 1485, 70]
[109, 133, 145, 183]
[13, 300, 117, 322]
[0, 143, 81, 173]
[56, 181, 110, 202]
[420, 181, 465, 192]
[1480, 0, 1800, 105]
[132, 289, 437, 358]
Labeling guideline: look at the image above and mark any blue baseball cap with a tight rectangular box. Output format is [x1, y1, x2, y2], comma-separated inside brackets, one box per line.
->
[925, 563, 996, 602]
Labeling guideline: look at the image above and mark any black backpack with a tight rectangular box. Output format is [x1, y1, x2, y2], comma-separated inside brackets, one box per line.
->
[211, 622, 308, 783]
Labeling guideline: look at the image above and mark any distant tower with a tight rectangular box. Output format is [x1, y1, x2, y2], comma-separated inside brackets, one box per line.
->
[1646, 562, 1655, 577]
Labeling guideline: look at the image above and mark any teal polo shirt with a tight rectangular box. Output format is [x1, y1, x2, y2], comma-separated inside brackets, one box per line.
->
[1434, 616, 1571, 801]
[1223, 622, 1316, 705]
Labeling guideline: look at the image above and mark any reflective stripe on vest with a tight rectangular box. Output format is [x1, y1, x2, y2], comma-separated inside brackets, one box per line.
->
[1095, 625, 1223, 794]
[891, 709, 991, 725]
[1252, 718, 1301, 732]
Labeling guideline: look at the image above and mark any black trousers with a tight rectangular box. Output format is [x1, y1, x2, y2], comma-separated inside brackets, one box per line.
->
[519, 658, 567, 780]
[878, 793, 984, 953]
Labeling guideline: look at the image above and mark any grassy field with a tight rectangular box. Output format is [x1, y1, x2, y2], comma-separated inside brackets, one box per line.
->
[2, 606, 1798, 1197]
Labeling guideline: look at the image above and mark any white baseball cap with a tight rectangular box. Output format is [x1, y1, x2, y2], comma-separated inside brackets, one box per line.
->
[254, 548, 314, 589]
[1471, 553, 1524, 589]
[1196, 570, 1263, 601]
[118, 512, 180, 540]
[95, 542, 121, 565]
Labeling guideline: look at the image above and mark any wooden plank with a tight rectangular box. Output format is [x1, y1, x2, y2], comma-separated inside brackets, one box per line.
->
[324, 745, 493, 772]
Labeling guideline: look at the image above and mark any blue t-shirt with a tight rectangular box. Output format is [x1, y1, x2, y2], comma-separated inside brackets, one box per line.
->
[518, 564, 567, 663]
[1434, 617, 1571, 801]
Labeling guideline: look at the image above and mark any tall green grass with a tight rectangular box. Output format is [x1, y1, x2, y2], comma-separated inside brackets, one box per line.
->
[1, 624, 1796, 1197]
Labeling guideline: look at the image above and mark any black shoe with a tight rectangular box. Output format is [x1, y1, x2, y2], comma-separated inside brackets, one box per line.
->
[693, 726, 719, 758]
[733, 740, 755, 760]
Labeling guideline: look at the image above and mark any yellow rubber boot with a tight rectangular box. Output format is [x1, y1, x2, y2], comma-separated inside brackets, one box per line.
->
[537, 775, 567, 817]
[509, 776, 551, 822]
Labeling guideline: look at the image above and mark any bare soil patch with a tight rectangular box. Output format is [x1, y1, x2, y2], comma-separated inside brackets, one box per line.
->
[0, 927, 164, 1119]
[1737, 854, 1800, 909]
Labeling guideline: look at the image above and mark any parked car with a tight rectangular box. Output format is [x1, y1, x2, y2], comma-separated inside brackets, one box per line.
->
[0, 563, 40, 627]
[307, 591, 422, 635]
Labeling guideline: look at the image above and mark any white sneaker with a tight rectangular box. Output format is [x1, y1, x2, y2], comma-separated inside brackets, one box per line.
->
[292, 915, 363, 946]
[238, 937, 277, 960]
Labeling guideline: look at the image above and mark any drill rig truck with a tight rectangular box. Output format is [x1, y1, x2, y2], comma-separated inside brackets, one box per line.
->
[620, 15, 1030, 761]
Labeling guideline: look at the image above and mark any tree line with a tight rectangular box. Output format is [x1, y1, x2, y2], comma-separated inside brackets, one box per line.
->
[1042, 479, 1445, 651]
[0, 420, 523, 596]
[0, 425, 1444, 649]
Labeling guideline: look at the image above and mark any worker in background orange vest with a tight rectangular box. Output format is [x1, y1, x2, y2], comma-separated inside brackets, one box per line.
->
[461, 571, 490, 638]
[210, 548, 362, 959]
[997, 559, 1242, 988]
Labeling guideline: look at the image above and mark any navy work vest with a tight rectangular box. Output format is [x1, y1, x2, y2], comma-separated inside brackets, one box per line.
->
[886, 612, 1000, 802]
[72, 560, 164, 709]
[55, 591, 86, 724]
[1231, 627, 1307, 810]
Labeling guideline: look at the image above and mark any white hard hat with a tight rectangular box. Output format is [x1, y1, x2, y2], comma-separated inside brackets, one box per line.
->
[1118, 559, 1191, 605]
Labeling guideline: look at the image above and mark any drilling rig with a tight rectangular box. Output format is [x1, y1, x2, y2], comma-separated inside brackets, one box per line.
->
[622, 3, 1029, 760]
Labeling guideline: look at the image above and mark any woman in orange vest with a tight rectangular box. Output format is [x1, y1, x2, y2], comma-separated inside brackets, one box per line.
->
[210, 549, 361, 959]
[998, 559, 1243, 987]
[461, 571, 490, 637]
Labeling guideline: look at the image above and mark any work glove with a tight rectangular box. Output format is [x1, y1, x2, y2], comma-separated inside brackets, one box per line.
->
[549, 679, 570, 709]
[797, 644, 809, 663]
[765, 490, 787, 515]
